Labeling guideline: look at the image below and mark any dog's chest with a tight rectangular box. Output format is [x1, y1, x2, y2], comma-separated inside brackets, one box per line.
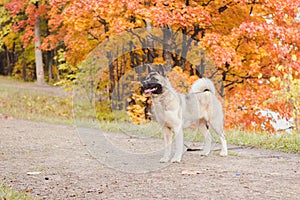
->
[151, 94, 180, 121]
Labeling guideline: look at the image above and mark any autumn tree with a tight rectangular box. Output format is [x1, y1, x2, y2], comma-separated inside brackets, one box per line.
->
[0, 0, 15, 76]
[4, 0, 69, 84]
[5, 0, 44, 84]
[2, 0, 299, 131]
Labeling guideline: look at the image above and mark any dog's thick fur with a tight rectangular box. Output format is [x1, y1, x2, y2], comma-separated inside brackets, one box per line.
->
[142, 65, 227, 163]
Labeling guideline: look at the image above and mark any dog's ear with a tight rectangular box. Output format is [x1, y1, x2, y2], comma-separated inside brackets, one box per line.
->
[147, 64, 154, 73]
[158, 64, 166, 77]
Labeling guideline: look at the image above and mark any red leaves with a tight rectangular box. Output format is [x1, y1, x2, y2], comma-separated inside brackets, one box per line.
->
[5, 0, 63, 49]
[4, 0, 26, 16]
[144, 1, 211, 29]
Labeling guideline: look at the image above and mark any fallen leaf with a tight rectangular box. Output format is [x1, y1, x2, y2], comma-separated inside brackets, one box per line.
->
[27, 171, 42, 175]
[181, 170, 202, 175]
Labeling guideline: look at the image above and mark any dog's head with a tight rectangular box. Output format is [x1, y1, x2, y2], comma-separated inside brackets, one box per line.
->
[142, 64, 167, 95]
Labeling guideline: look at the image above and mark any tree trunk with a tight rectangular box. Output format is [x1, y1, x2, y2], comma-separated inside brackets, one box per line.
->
[163, 28, 172, 67]
[197, 51, 205, 77]
[107, 51, 114, 100]
[22, 52, 28, 81]
[180, 28, 193, 70]
[47, 50, 53, 83]
[4, 45, 11, 75]
[34, 16, 45, 85]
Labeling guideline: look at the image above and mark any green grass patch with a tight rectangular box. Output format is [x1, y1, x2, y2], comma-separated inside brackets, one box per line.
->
[0, 84, 74, 125]
[98, 121, 162, 137]
[0, 183, 37, 200]
[226, 130, 300, 153]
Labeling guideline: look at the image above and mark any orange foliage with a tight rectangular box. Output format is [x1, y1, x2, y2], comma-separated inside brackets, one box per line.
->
[4, 0, 300, 131]
[167, 66, 197, 93]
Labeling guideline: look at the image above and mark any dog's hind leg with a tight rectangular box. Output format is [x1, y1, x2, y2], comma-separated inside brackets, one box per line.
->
[171, 125, 184, 163]
[198, 120, 212, 156]
[160, 126, 172, 163]
[209, 119, 228, 156]
[218, 131, 228, 156]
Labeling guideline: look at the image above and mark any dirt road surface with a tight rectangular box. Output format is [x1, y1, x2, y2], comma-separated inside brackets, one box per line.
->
[0, 118, 299, 199]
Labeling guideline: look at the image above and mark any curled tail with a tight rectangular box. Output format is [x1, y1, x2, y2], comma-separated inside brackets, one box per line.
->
[189, 78, 216, 94]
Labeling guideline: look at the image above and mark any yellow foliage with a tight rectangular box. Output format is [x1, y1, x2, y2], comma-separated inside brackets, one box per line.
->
[173, 66, 183, 73]
[258, 73, 263, 79]
[153, 57, 166, 64]
[189, 75, 199, 84]
[269, 76, 277, 82]
[168, 66, 199, 93]
[126, 87, 151, 124]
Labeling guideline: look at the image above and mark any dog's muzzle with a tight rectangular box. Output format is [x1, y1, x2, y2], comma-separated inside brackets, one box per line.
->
[142, 81, 162, 95]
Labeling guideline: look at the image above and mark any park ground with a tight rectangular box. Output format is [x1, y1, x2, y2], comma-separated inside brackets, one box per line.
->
[0, 117, 300, 199]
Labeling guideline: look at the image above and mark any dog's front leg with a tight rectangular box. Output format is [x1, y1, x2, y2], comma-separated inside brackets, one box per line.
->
[160, 126, 172, 163]
[171, 126, 184, 163]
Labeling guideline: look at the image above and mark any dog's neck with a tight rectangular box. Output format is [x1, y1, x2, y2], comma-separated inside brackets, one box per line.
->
[149, 78, 179, 105]
[151, 86, 175, 104]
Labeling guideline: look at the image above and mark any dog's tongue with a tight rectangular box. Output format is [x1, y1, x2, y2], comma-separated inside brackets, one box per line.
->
[144, 87, 157, 94]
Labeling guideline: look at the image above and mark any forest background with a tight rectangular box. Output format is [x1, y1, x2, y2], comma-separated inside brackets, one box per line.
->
[0, 0, 299, 133]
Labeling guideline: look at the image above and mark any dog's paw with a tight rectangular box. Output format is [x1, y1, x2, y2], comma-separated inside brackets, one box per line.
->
[159, 157, 169, 163]
[199, 151, 210, 156]
[171, 156, 182, 163]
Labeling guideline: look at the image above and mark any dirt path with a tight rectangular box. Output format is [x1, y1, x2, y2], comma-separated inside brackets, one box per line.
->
[0, 118, 299, 200]
[0, 76, 69, 96]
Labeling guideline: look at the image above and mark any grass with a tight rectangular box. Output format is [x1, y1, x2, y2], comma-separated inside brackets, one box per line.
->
[0, 76, 299, 153]
[0, 183, 37, 200]
[0, 83, 74, 125]
[227, 130, 300, 153]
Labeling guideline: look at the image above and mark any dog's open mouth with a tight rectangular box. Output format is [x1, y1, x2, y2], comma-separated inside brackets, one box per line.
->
[142, 83, 162, 94]
[144, 87, 158, 94]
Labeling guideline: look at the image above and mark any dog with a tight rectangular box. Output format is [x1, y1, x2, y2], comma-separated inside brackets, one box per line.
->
[142, 64, 228, 163]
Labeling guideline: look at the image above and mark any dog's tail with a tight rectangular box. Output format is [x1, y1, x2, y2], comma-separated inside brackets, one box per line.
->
[190, 78, 216, 94]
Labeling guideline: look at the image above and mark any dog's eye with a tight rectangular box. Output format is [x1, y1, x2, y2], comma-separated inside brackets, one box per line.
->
[151, 77, 159, 82]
